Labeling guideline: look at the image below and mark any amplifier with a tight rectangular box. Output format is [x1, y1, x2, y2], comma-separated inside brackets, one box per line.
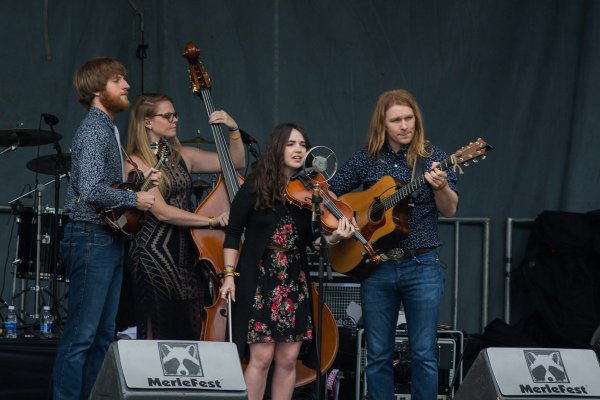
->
[316, 281, 361, 328]
[356, 329, 463, 400]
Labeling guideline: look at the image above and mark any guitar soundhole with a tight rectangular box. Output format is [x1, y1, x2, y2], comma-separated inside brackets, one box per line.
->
[370, 199, 384, 222]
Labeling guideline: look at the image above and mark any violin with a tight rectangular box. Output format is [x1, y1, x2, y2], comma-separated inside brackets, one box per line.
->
[285, 172, 353, 232]
[285, 171, 381, 264]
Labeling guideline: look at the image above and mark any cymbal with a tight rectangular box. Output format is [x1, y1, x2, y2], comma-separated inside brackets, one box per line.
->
[191, 178, 212, 195]
[180, 136, 214, 145]
[26, 153, 71, 175]
[0, 129, 61, 147]
[192, 178, 212, 189]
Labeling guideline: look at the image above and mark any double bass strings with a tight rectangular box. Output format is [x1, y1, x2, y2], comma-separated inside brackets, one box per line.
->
[200, 88, 241, 199]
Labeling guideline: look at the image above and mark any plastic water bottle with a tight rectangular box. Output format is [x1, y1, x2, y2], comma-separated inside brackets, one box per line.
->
[5, 305, 17, 339]
[40, 306, 54, 339]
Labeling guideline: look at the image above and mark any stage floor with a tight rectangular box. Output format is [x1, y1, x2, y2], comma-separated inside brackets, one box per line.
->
[0, 338, 56, 399]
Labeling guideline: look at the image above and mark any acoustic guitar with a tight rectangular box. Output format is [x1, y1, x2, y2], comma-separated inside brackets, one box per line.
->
[103, 139, 169, 235]
[328, 138, 492, 279]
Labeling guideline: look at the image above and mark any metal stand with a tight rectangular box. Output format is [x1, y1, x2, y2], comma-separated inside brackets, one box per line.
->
[46, 115, 69, 322]
[7, 174, 68, 326]
[0, 143, 18, 156]
[311, 183, 333, 400]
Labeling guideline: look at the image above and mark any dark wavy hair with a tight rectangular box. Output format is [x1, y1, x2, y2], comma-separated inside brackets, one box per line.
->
[250, 123, 311, 211]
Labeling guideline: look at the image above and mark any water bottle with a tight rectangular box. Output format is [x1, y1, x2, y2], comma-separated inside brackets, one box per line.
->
[5, 305, 17, 339]
[40, 306, 54, 339]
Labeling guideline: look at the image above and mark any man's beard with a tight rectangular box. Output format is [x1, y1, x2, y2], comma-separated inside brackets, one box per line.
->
[98, 90, 130, 114]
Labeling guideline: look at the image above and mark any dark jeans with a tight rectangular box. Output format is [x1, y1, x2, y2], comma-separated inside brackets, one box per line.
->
[52, 222, 124, 400]
[361, 250, 444, 400]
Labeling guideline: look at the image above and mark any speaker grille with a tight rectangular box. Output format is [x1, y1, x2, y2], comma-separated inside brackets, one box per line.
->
[321, 282, 361, 327]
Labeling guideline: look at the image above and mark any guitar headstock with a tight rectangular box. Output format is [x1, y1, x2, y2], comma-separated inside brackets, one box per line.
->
[182, 41, 211, 96]
[452, 138, 492, 166]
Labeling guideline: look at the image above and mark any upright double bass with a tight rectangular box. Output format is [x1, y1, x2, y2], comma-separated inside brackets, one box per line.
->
[182, 41, 338, 388]
[183, 42, 243, 343]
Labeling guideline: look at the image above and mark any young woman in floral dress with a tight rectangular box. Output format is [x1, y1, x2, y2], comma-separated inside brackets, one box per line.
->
[220, 123, 354, 400]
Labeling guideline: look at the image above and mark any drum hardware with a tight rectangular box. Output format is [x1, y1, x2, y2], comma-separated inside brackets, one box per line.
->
[0, 128, 61, 148]
[8, 176, 69, 323]
[191, 178, 212, 197]
[26, 153, 72, 175]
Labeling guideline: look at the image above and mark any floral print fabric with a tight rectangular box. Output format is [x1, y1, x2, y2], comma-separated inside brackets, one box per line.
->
[247, 213, 313, 343]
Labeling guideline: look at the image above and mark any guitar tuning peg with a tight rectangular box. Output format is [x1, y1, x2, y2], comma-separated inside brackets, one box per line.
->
[473, 159, 479, 163]
[464, 162, 470, 167]
[481, 155, 487, 160]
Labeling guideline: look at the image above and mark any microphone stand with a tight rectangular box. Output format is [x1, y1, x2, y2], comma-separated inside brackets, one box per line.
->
[310, 183, 332, 400]
[240, 129, 260, 161]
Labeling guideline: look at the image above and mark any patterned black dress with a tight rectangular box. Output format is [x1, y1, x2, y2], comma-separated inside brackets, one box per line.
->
[128, 159, 208, 340]
[247, 210, 313, 344]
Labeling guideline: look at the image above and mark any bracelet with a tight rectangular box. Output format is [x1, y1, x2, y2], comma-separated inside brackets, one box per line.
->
[433, 181, 448, 191]
[208, 216, 214, 229]
[328, 239, 341, 246]
[223, 265, 236, 273]
[219, 270, 240, 279]
[228, 125, 239, 132]
[229, 133, 241, 140]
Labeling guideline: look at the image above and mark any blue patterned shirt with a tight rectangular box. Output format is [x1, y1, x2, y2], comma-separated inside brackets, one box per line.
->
[64, 107, 136, 224]
[329, 143, 458, 249]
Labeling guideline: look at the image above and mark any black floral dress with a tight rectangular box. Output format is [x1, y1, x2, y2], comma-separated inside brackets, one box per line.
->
[247, 212, 313, 343]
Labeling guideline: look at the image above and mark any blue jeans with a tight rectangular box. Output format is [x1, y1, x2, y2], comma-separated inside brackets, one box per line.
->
[53, 222, 124, 400]
[361, 250, 444, 400]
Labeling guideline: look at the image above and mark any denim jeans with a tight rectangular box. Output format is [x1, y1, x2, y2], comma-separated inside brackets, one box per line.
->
[52, 222, 124, 400]
[361, 250, 444, 400]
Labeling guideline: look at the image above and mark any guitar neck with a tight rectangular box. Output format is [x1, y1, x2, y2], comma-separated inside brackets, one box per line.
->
[383, 156, 453, 210]
[200, 87, 241, 200]
[139, 157, 167, 192]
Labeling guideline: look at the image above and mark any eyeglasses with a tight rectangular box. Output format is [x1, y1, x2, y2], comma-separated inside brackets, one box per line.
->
[152, 112, 179, 122]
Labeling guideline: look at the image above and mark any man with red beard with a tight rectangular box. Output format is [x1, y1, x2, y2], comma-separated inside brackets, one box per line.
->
[52, 57, 156, 400]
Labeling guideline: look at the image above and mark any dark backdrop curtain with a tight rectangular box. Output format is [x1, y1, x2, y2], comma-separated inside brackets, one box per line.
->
[1, 0, 599, 335]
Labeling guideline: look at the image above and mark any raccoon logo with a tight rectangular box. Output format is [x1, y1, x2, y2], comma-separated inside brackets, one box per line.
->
[524, 350, 569, 383]
[158, 342, 203, 376]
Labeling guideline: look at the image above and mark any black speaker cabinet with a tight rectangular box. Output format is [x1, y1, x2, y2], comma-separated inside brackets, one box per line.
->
[454, 347, 600, 400]
[90, 340, 247, 399]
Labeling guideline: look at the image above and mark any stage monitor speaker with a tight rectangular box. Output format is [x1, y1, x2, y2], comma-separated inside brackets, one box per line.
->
[90, 340, 247, 399]
[454, 347, 600, 400]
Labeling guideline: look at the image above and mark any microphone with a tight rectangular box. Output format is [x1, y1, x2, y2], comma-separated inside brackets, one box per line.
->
[311, 155, 328, 173]
[240, 130, 258, 145]
[42, 113, 59, 126]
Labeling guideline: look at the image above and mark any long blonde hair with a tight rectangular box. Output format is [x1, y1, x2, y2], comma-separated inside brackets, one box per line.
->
[126, 93, 183, 196]
[366, 89, 431, 167]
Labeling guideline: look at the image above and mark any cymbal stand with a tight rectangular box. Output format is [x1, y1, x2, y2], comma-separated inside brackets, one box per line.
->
[0, 142, 18, 156]
[45, 114, 68, 319]
[0, 123, 24, 156]
[28, 184, 46, 321]
[8, 174, 67, 206]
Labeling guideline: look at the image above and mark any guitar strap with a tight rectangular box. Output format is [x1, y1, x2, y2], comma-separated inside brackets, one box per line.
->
[119, 144, 144, 184]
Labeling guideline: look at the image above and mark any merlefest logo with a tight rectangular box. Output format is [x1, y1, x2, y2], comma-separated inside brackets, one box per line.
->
[520, 350, 588, 396]
[147, 342, 223, 389]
